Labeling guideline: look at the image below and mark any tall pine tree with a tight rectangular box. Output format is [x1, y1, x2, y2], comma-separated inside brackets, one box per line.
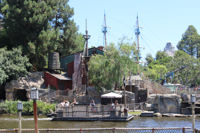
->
[177, 25, 200, 58]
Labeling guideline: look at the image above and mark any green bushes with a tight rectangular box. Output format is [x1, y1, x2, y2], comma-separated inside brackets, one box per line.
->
[0, 100, 55, 115]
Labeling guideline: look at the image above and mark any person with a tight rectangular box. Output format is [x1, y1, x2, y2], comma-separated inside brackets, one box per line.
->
[65, 100, 70, 106]
[90, 100, 96, 115]
[60, 100, 65, 106]
[115, 100, 118, 106]
[109, 102, 115, 110]
[71, 98, 78, 105]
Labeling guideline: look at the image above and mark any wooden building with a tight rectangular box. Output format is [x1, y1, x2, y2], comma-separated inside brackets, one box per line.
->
[44, 47, 104, 90]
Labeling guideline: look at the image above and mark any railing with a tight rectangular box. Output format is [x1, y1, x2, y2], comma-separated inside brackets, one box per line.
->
[55, 104, 128, 118]
[0, 127, 196, 133]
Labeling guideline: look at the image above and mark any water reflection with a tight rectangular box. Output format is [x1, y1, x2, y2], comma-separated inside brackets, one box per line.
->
[0, 115, 199, 129]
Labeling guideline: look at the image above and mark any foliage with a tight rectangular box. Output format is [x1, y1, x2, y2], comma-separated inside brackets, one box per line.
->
[0, 47, 32, 85]
[0, 100, 55, 115]
[167, 50, 200, 87]
[148, 56, 172, 69]
[88, 38, 137, 91]
[177, 25, 200, 58]
[145, 53, 154, 65]
[145, 65, 167, 81]
[0, 29, 12, 49]
[0, 0, 84, 70]
[156, 50, 168, 60]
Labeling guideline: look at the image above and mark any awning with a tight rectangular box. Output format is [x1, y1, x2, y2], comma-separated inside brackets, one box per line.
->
[101, 92, 122, 98]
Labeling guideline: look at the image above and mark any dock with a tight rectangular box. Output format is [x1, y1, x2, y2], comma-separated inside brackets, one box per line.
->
[52, 114, 134, 121]
[52, 104, 134, 122]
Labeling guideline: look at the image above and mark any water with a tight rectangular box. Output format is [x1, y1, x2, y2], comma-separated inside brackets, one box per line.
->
[0, 115, 200, 129]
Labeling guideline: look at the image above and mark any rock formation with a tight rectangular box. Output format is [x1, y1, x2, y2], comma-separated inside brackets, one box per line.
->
[5, 72, 44, 101]
[164, 42, 175, 57]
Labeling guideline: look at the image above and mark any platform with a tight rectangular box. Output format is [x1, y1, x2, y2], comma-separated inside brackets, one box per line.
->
[52, 114, 134, 122]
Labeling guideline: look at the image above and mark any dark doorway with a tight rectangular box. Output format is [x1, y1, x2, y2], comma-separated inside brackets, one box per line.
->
[58, 80, 65, 90]
[13, 89, 28, 101]
[0, 85, 6, 100]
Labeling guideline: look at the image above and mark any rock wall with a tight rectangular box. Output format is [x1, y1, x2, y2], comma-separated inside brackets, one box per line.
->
[5, 72, 44, 101]
[146, 94, 181, 114]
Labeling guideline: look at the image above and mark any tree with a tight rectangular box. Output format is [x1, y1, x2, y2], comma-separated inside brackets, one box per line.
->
[50, 0, 85, 56]
[148, 56, 172, 69]
[0, 47, 31, 85]
[88, 39, 137, 91]
[145, 53, 154, 65]
[0, 0, 83, 70]
[168, 51, 200, 87]
[146, 65, 167, 81]
[177, 25, 200, 58]
[0, 0, 59, 70]
[156, 50, 168, 60]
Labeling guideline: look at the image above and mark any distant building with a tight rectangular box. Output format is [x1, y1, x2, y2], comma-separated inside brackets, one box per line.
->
[164, 42, 175, 57]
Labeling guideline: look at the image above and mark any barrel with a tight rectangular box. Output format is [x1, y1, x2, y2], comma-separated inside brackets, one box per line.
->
[48, 52, 60, 69]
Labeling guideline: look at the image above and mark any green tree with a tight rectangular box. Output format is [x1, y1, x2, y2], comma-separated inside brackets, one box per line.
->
[0, 29, 12, 49]
[145, 53, 154, 65]
[148, 56, 172, 69]
[0, 0, 59, 70]
[177, 25, 200, 58]
[0, 47, 31, 85]
[168, 51, 200, 87]
[156, 50, 168, 60]
[50, 0, 84, 56]
[145, 65, 167, 81]
[88, 39, 137, 91]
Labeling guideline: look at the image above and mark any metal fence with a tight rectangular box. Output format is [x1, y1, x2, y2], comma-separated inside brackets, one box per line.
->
[56, 104, 128, 118]
[0, 127, 197, 133]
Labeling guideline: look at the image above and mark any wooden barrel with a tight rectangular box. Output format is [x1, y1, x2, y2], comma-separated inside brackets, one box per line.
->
[48, 52, 60, 69]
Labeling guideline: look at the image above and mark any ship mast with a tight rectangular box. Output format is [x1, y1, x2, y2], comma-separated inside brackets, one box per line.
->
[102, 10, 110, 47]
[135, 14, 145, 75]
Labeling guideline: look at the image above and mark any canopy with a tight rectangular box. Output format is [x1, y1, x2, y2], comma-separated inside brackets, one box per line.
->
[101, 92, 122, 98]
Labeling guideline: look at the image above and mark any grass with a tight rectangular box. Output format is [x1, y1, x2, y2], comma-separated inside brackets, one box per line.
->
[128, 111, 141, 115]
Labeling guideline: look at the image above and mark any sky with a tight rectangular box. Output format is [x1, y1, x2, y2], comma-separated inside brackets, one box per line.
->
[68, 0, 200, 62]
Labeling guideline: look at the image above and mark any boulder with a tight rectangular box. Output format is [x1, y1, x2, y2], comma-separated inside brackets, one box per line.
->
[154, 113, 162, 117]
[147, 94, 181, 114]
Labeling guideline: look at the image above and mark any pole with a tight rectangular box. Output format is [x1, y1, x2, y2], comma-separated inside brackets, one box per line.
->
[85, 19, 88, 95]
[192, 104, 195, 133]
[33, 100, 38, 133]
[104, 13, 107, 47]
[18, 111, 21, 133]
[136, 16, 140, 75]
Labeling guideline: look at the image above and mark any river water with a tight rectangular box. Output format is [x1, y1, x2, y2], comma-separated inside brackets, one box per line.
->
[0, 115, 200, 129]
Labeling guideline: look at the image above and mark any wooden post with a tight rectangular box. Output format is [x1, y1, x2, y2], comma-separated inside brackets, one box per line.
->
[86, 106, 89, 117]
[152, 128, 154, 133]
[113, 128, 115, 133]
[33, 100, 38, 133]
[102, 105, 104, 117]
[72, 106, 74, 117]
[18, 111, 21, 133]
[182, 127, 185, 133]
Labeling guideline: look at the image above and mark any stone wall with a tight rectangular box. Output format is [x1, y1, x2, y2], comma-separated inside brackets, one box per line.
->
[5, 72, 44, 101]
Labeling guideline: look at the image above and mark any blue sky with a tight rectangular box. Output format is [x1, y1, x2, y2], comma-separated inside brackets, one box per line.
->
[68, 0, 200, 62]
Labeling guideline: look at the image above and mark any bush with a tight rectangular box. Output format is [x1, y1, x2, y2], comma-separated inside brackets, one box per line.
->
[0, 100, 55, 115]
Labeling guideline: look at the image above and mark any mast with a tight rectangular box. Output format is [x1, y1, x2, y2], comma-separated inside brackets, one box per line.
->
[102, 10, 110, 47]
[83, 19, 91, 95]
[135, 14, 144, 75]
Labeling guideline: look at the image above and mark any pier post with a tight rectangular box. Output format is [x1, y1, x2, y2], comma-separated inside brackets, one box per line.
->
[72, 106, 74, 117]
[182, 127, 185, 133]
[86, 106, 89, 117]
[102, 105, 104, 117]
